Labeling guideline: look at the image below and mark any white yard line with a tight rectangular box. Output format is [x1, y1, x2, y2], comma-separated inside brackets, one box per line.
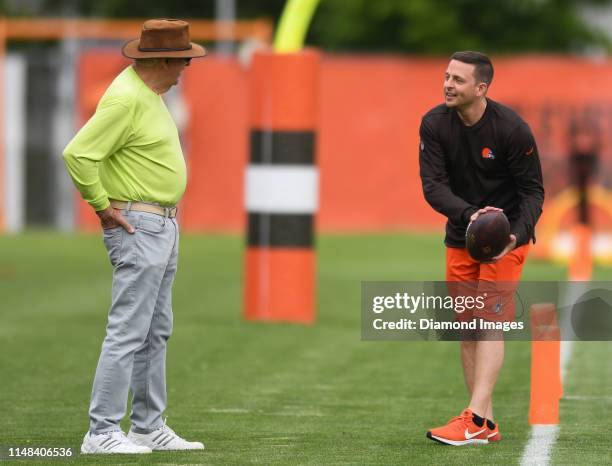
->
[519, 339, 571, 466]
[520, 424, 560, 466]
[560, 339, 573, 383]
[562, 395, 612, 401]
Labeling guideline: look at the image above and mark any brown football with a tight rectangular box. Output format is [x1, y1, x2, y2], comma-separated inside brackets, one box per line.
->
[465, 211, 511, 262]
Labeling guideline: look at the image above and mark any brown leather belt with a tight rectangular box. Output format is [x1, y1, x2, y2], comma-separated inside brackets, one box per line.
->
[110, 200, 177, 218]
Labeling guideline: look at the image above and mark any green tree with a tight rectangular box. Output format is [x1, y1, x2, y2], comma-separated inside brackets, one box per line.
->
[308, 0, 612, 53]
[5, 0, 611, 54]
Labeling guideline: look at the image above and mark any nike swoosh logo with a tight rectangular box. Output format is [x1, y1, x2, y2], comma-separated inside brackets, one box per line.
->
[464, 428, 486, 439]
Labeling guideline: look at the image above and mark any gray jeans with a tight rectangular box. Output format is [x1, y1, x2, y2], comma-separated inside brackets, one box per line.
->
[89, 210, 179, 434]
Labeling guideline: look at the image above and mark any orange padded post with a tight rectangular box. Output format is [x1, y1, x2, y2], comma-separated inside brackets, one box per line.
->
[243, 50, 320, 324]
[568, 224, 592, 281]
[529, 303, 562, 424]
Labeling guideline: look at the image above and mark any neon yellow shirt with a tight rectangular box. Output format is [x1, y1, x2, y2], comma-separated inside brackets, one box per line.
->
[63, 66, 187, 211]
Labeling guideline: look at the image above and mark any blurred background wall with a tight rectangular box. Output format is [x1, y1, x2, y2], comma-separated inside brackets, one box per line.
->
[2, 0, 612, 262]
[71, 52, 612, 235]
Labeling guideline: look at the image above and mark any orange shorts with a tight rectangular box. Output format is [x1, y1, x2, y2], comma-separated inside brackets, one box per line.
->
[446, 245, 529, 322]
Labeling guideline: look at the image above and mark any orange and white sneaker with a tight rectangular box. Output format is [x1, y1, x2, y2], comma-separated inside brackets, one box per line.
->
[486, 420, 501, 442]
[426, 409, 489, 446]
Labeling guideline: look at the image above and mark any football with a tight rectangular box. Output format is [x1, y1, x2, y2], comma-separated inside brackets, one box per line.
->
[465, 210, 511, 262]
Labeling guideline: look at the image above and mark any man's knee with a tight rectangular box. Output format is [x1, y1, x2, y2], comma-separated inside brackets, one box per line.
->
[103, 326, 150, 356]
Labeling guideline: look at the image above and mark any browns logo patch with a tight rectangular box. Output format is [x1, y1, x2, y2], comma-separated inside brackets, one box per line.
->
[481, 147, 495, 159]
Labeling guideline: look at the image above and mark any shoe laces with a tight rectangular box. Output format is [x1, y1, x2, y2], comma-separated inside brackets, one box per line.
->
[158, 417, 179, 439]
[447, 410, 472, 426]
[106, 430, 131, 445]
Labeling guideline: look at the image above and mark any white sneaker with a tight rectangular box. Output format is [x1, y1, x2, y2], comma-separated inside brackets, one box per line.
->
[81, 430, 152, 454]
[127, 420, 205, 451]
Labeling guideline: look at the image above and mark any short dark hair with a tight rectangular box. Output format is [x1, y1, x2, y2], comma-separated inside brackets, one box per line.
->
[450, 51, 494, 86]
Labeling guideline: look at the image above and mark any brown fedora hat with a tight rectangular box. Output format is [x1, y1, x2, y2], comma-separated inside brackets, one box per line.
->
[122, 19, 207, 59]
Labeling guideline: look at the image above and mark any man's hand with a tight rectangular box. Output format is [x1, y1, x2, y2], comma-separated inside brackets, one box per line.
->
[96, 206, 135, 233]
[469, 205, 503, 223]
[492, 234, 517, 261]
[468, 206, 515, 261]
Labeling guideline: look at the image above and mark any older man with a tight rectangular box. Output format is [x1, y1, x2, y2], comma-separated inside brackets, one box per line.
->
[63, 19, 206, 454]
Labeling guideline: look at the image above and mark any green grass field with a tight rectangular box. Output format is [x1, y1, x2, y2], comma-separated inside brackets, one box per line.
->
[0, 233, 610, 465]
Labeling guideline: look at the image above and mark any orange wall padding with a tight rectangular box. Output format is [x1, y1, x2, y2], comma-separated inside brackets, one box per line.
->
[180, 58, 249, 232]
[76, 52, 612, 233]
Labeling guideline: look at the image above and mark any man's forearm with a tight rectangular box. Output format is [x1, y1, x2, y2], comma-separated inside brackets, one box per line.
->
[62, 150, 110, 211]
[511, 196, 543, 247]
[422, 179, 478, 225]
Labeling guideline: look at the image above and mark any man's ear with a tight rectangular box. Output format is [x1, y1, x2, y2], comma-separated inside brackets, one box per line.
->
[477, 82, 488, 96]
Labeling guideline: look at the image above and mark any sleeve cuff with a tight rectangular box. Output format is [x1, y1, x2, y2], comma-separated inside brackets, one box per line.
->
[92, 198, 110, 212]
[512, 230, 529, 248]
[462, 206, 479, 225]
